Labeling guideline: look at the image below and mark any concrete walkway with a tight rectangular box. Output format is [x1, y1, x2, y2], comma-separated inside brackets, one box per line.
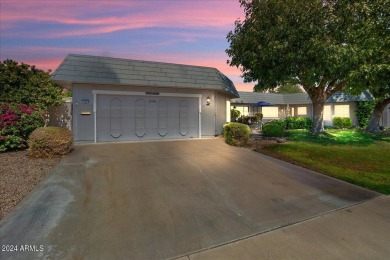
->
[177, 195, 390, 260]
[0, 139, 387, 259]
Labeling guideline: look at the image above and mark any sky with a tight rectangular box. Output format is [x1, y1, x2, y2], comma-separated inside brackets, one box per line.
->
[0, 0, 255, 92]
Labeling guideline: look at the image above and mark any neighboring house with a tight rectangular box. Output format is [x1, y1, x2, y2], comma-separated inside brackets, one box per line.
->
[51, 54, 238, 142]
[231, 91, 379, 127]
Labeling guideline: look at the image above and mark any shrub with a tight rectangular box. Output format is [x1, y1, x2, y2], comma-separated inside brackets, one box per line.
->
[28, 127, 73, 158]
[237, 115, 258, 125]
[355, 101, 375, 128]
[268, 119, 287, 129]
[0, 59, 64, 109]
[223, 122, 250, 146]
[231, 109, 241, 122]
[262, 121, 285, 137]
[333, 117, 352, 129]
[0, 103, 44, 152]
[255, 113, 263, 122]
[285, 116, 313, 130]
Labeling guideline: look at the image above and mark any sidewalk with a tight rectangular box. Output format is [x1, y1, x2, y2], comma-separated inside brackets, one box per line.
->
[177, 196, 390, 260]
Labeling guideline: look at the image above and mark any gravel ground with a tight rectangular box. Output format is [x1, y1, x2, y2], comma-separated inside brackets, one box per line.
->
[0, 150, 60, 220]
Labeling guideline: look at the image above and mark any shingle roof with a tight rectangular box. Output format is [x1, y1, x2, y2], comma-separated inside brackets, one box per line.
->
[232, 92, 311, 104]
[231, 91, 373, 104]
[326, 91, 374, 102]
[51, 54, 239, 98]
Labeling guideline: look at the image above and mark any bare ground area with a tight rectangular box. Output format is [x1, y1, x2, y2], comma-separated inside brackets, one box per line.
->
[0, 150, 60, 220]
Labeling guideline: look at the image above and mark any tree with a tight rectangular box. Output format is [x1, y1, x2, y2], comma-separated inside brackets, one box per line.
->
[226, 0, 388, 134]
[0, 59, 64, 109]
[350, 68, 390, 132]
[345, 1, 390, 132]
[269, 83, 303, 94]
[231, 108, 241, 122]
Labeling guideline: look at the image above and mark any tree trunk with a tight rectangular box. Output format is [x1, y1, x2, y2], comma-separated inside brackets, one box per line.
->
[303, 81, 343, 135]
[366, 98, 390, 132]
[311, 100, 325, 134]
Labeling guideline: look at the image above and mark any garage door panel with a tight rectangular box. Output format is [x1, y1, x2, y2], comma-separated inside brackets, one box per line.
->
[97, 95, 199, 142]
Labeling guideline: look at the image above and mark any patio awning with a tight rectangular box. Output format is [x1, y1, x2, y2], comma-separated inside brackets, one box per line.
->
[253, 101, 275, 107]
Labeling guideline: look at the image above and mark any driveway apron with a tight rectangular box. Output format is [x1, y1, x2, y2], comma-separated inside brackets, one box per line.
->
[0, 139, 379, 259]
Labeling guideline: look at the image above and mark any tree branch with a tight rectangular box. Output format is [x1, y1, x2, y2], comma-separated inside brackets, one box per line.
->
[328, 80, 346, 98]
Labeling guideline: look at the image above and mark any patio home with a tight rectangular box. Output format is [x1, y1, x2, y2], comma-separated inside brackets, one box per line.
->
[230, 91, 386, 127]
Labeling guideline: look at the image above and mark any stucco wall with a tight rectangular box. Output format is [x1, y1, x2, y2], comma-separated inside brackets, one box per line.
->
[232, 102, 360, 127]
[71, 84, 230, 141]
[382, 103, 390, 127]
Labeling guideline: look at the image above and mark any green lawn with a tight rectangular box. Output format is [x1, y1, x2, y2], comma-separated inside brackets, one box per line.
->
[259, 129, 390, 194]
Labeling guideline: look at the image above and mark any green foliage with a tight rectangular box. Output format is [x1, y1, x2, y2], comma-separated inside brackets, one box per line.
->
[270, 84, 303, 94]
[286, 129, 390, 145]
[255, 113, 263, 121]
[226, 0, 388, 134]
[355, 101, 375, 128]
[261, 117, 312, 131]
[333, 117, 353, 129]
[0, 135, 23, 152]
[262, 121, 284, 137]
[0, 103, 45, 152]
[223, 122, 250, 146]
[28, 127, 73, 158]
[237, 115, 258, 125]
[63, 89, 72, 98]
[345, 0, 390, 99]
[285, 117, 313, 130]
[230, 108, 241, 122]
[0, 59, 64, 109]
[343, 0, 390, 132]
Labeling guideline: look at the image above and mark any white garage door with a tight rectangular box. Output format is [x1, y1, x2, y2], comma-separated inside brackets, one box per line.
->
[96, 95, 199, 142]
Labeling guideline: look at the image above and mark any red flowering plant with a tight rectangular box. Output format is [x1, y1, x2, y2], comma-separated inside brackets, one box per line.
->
[0, 103, 44, 152]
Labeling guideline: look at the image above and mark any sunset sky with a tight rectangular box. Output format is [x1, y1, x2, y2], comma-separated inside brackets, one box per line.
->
[0, 0, 255, 91]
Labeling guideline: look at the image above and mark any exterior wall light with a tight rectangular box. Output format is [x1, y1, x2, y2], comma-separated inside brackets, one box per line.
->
[206, 96, 211, 106]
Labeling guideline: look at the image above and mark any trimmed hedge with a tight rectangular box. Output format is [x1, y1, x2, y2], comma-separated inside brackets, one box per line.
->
[262, 121, 284, 137]
[28, 127, 73, 158]
[223, 122, 250, 146]
[237, 113, 263, 125]
[285, 116, 313, 130]
[333, 117, 352, 129]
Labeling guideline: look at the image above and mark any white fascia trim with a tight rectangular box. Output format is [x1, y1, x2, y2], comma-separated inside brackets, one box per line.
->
[92, 90, 203, 141]
[92, 90, 202, 98]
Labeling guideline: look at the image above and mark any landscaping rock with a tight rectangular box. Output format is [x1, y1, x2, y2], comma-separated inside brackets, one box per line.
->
[276, 138, 287, 143]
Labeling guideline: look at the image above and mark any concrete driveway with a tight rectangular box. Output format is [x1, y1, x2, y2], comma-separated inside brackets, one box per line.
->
[0, 139, 382, 259]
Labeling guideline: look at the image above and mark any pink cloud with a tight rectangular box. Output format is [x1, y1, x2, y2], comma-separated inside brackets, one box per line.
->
[1, 1, 243, 37]
[19, 57, 63, 72]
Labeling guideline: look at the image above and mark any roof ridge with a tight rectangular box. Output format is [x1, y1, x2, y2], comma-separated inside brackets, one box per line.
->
[68, 53, 220, 71]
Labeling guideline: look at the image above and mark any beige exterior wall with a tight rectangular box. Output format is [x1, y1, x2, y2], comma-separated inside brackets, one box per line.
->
[232, 104, 313, 120]
[382, 103, 390, 127]
[323, 102, 358, 126]
[215, 92, 230, 135]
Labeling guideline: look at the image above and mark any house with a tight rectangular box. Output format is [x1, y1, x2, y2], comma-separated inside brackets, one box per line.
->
[231, 91, 379, 126]
[51, 54, 238, 142]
